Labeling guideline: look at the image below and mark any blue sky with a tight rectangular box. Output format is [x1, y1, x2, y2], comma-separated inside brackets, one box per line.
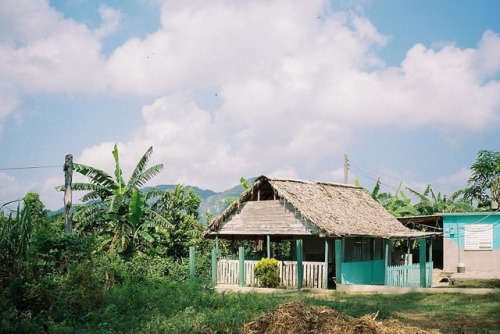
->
[0, 0, 499, 210]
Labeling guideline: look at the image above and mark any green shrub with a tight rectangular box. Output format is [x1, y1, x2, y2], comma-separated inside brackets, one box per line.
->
[254, 258, 280, 288]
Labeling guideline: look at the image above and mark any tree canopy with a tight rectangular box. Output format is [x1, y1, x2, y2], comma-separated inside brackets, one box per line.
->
[464, 150, 500, 208]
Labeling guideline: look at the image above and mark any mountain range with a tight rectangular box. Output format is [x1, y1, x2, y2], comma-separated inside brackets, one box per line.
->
[151, 181, 250, 225]
[51, 181, 249, 225]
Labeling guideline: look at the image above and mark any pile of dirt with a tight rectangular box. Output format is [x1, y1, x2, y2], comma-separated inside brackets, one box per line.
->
[241, 300, 439, 334]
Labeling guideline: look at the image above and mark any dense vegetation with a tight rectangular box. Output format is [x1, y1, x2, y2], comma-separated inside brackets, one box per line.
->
[1, 146, 212, 333]
[354, 149, 499, 217]
[0, 148, 498, 333]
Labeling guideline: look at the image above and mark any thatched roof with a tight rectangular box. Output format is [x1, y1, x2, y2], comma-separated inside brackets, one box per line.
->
[205, 176, 438, 239]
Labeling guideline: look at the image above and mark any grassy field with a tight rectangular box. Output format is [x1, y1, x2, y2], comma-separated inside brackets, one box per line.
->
[11, 279, 499, 334]
[301, 291, 500, 334]
[446, 279, 500, 289]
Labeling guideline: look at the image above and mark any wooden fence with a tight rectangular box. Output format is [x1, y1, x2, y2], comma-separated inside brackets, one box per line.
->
[217, 259, 326, 289]
[386, 262, 433, 287]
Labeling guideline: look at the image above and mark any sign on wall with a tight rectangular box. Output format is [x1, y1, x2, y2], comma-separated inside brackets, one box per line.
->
[464, 224, 493, 250]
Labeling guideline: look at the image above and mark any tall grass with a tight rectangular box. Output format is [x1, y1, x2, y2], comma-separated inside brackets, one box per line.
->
[4, 276, 499, 333]
[44, 279, 289, 334]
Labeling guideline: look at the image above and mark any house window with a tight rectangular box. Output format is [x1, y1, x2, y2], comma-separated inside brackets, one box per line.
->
[464, 224, 493, 250]
[344, 238, 361, 262]
[361, 238, 371, 260]
[344, 237, 382, 262]
[373, 239, 383, 260]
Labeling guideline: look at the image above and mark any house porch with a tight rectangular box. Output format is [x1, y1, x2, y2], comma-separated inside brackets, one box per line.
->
[212, 237, 433, 289]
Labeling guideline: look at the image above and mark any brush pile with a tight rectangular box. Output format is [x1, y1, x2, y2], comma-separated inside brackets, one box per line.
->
[241, 300, 439, 334]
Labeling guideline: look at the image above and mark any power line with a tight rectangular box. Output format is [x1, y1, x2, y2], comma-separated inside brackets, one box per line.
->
[0, 164, 60, 171]
[349, 164, 402, 193]
[349, 158, 405, 187]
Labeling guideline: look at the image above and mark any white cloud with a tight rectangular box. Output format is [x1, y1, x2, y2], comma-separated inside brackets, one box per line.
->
[2, 0, 498, 133]
[318, 167, 346, 185]
[93, 5, 122, 40]
[0, 82, 20, 129]
[394, 42, 500, 133]
[106, 0, 386, 95]
[39, 175, 66, 210]
[0, 172, 75, 211]
[0, 0, 107, 92]
[473, 30, 500, 79]
[0, 173, 35, 211]
[433, 168, 471, 195]
[67, 1, 500, 191]
[1, 0, 499, 209]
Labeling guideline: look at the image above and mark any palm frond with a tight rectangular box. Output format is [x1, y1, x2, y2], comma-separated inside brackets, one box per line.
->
[240, 177, 251, 189]
[134, 229, 155, 243]
[127, 146, 154, 189]
[73, 163, 116, 189]
[128, 164, 164, 191]
[128, 190, 145, 227]
[371, 178, 381, 201]
[144, 207, 173, 229]
[98, 238, 113, 252]
[449, 188, 466, 200]
[80, 191, 103, 203]
[144, 188, 165, 202]
[398, 187, 411, 202]
[106, 194, 125, 214]
[74, 202, 105, 231]
[112, 144, 126, 194]
[406, 187, 430, 204]
[428, 186, 437, 202]
[71, 183, 113, 202]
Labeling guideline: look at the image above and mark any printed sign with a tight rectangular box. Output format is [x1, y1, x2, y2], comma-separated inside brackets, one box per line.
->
[464, 224, 493, 250]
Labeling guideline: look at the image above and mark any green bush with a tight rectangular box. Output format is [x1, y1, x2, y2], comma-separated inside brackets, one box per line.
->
[254, 258, 280, 288]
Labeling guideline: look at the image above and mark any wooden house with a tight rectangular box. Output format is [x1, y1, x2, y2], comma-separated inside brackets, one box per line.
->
[204, 176, 438, 289]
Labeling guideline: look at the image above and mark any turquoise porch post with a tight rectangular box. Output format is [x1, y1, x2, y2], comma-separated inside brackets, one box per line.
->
[211, 248, 217, 284]
[419, 238, 427, 287]
[267, 234, 271, 258]
[384, 239, 389, 285]
[324, 237, 329, 289]
[429, 237, 433, 286]
[334, 239, 342, 284]
[239, 246, 245, 287]
[296, 240, 303, 288]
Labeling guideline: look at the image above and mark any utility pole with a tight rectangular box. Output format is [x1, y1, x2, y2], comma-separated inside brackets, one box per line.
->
[343, 154, 349, 184]
[64, 154, 73, 233]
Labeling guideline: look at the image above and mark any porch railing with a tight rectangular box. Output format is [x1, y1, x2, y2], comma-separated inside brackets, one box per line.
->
[386, 262, 433, 287]
[217, 259, 326, 289]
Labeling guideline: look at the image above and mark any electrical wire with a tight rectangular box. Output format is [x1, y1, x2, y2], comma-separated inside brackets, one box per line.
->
[348, 164, 402, 193]
[349, 158, 405, 187]
[0, 164, 60, 171]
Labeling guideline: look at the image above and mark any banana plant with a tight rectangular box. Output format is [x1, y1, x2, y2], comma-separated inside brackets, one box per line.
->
[0, 194, 46, 277]
[407, 185, 474, 214]
[356, 179, 419, 217]
[58, 144, 169, 253]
